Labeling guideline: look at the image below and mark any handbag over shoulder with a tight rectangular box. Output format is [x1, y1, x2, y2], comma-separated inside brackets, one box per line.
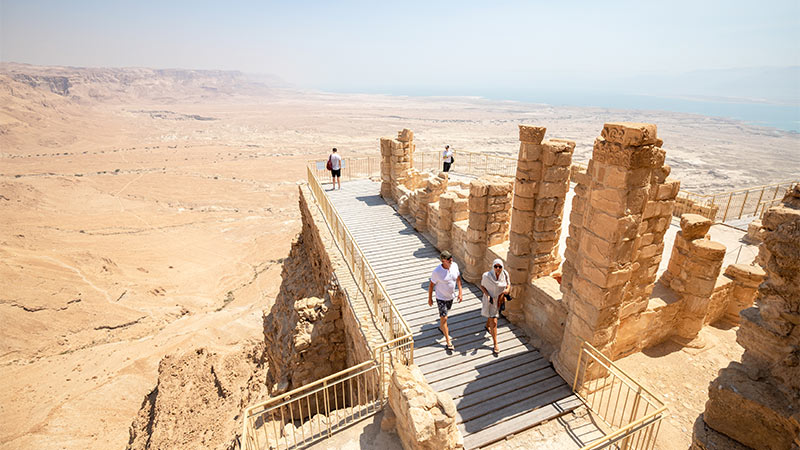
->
[326, 156, 332, 171]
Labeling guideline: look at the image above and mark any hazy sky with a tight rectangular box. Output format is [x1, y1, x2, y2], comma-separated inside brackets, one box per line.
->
[1, 0, 799, 92]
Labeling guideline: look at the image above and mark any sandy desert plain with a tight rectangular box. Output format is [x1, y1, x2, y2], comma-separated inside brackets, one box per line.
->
[0, 64, 798, 449]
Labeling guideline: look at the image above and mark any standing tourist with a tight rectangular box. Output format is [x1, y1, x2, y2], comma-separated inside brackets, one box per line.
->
[442, 145, 454, 172]
[479, 258, 510, 355]
[329, 147, 342, 190]
[428, 250, 463, 351]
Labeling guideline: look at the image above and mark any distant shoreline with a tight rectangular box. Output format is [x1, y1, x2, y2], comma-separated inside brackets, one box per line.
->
[319, 87, 800, 133]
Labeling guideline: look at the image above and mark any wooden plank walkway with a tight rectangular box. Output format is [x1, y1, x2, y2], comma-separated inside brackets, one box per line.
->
[325, 179, 580, 449]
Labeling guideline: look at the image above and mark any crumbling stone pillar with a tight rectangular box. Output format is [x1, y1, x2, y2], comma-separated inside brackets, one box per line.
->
[507, 126, 573, 321]
[554, 123, 670, 382]
[414, 173, 448, 233]
[385, 364, 463, 450]
[693, 185, 800, 450]
[660, 214, 726, 344]
[722, 264, 765, 323]
[437, 193, 457, 251]
[379, 129, 416, 204]
[380, 138, 393, 199]
[464, 176, 513, 283]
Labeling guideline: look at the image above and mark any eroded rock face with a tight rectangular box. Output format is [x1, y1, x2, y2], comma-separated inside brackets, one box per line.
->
[386, 364, 463, 450]
[262, 187, 347, 394]
[127, 341, 267, 450]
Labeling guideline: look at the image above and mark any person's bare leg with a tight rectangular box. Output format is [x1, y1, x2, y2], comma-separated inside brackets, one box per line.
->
[490, 317, 498, 351]
[440, 316, 451, 347]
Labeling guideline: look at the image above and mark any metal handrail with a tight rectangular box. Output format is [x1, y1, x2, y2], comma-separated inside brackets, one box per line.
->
[573, 342, 667, 450]
[306, 166, 413, 351]
[240, 168, 415, 450]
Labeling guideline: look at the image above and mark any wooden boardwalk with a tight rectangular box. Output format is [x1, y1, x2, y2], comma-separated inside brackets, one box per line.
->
[326, 179, 580, 449]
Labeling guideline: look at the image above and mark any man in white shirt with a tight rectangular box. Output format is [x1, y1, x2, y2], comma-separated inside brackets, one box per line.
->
[442, 145, 453, 173]
[329, 147, 342, 190]
[428, 250, 463, 351]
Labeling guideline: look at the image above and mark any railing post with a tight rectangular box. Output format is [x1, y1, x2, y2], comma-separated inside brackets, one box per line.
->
[722, 192, 734, 222]
[738, 190, 749, 219]
[755, 186, 766, 217]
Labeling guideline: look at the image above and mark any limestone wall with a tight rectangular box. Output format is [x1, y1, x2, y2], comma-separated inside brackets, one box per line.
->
[693, 185, 800, 450]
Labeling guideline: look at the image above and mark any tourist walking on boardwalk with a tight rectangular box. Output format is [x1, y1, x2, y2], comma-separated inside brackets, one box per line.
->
[428, 250, 463, 351]
[479, 258, 510, 355]
[442, 145, 453, 172]
[328, 147, 342, 190]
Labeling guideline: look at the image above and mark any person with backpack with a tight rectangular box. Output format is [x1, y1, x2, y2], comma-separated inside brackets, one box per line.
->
[327, 147, 342, 190]
[442, 145, 454, 172]
[479, 258, 510, 355]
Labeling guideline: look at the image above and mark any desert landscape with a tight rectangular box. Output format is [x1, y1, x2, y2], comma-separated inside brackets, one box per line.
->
[1, 62, 798, 449]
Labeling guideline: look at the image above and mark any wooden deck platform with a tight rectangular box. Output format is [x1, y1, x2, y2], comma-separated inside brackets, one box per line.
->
[325, 179, 580, 449]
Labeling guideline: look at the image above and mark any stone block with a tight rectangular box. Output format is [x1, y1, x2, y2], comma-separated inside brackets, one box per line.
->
[539, 180, 570, 198]
[690, 239, 726, 260]
[508, 233, 532, 254]
[469, 179, 488, 197]
[724, 264, 766, 286]
[513, 195, 535, 211]
[543, 166, 570, 182]
[519, 125, 546, 144]
[514, 179, 538, 199]
[585, 208, 638, 242]
[680, 213, 712, 239]
[534, 216, 562, 232]
[703, 365, 800, 450]
[469, 212, 488, 230]
[487, 202, 508, 213]
[589, 187, 627, 216]
[593, 138, 666, 169]
[510, 210, 534, 234]
[601, 122, 658, 146]
[592, 163, 629, 190]
[397, 128, 414, 142]
[657, 179, 681, 200]
[487, 180, 513, 196]
[468, 196, 488, 213]
[531, 199, 556, 218]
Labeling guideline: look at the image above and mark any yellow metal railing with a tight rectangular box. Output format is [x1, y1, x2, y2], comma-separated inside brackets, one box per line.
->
[242, 360, 381, 449]
[674, 180, 797, 223]
[573, 342, 667, 450]
[414, 150, 518, 177]
[306, 166, 414, 359]
[241, 167, 414, 450]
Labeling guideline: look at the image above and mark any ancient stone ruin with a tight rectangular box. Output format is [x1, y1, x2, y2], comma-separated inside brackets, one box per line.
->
[692, 185, 800, 450]
[377, 123, 771, 384]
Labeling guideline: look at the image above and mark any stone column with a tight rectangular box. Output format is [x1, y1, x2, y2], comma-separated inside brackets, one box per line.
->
[660, 214, 726, 344]
[464, 176, 513, 283]
[383, 128, 415, 202]
[693, 185, 800, 450]
[465, 179, 489, 283]
[437, 193, 457, 251]
[380, 138, 393, 199]
[722, 264, 765, 323]
[554, 122, 668, 382]
[416, 173, 448, 234]
[507, 126, 574, 318]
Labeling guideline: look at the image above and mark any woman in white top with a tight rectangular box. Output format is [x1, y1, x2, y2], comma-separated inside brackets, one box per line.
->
[442, 145, 453, 172]
[480, 258, 510, 355]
